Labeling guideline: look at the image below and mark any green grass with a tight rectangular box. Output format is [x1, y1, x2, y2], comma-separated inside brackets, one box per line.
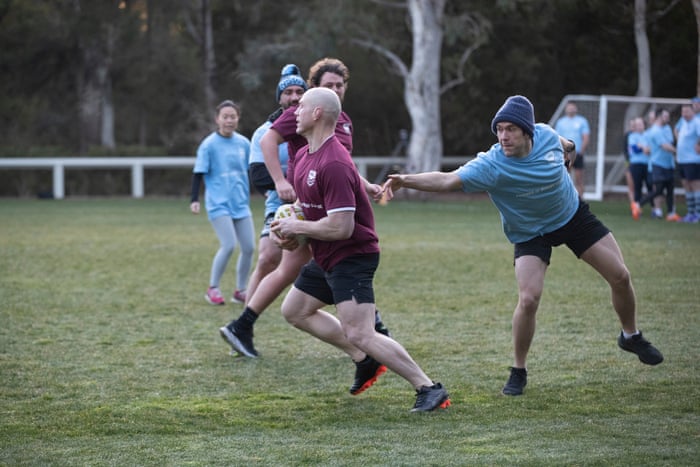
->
[1, 196, 699, 466]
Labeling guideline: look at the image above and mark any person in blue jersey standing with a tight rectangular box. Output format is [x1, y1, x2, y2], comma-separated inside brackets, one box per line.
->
[246, 65, 308, 302]
[627, 117, 652, 220]
[190, 100, 255, 306]
[383, 95, 664, 396]
[555, 101, 590, 197]
[674, 103, 700, 223]
[638, 109, 680, 221]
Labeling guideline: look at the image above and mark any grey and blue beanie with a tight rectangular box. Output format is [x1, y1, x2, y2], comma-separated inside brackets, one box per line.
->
[276, 64, 307, 102]
[491, 95, 535, 138]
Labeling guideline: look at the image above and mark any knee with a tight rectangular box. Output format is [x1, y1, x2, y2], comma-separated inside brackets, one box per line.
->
[256, 255, 279, 275]
[342, 326, 367, 348]
[517, 290, 541, 314]
[257, 249, 281, 273]
[608, 266, 632, 290]
[281, 303, 303, 328]
[219, 243, 235, 256]
[240, 241, 255, 256]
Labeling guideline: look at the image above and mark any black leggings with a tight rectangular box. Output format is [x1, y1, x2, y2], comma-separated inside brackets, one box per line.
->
[640, 178, 675, 212]
[629, 163, 652, 203]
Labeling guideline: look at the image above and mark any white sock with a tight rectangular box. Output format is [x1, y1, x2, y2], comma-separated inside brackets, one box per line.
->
[622, 330, 639, 339]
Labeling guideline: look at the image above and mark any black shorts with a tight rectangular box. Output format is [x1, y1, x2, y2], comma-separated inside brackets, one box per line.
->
[651, 165, 674, 184]
[514, 201, 610, 265]
[572, 153, 584, 169]
[679, 163, 700, 181]
[293, 254, 378, 305]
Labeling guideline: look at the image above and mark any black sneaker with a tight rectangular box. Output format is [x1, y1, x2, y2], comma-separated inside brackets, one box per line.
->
[502, 367, 527, 396]
[411, 382, 451, 412]
[219, 322, 258, 358]
[617, 331, 663, 365]
[374, 309, 392, 337]
[349, 356, 387, 395]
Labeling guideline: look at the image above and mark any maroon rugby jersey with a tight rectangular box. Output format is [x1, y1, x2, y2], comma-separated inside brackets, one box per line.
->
[292, 135, 379, 270]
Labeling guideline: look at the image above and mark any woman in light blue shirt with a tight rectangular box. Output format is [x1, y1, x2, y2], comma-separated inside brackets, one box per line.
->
[190, 100, 255, 306]
[384, 95, 663, 396]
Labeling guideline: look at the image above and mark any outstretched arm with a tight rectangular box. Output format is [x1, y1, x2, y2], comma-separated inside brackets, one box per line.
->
[382, 171, 462, 201]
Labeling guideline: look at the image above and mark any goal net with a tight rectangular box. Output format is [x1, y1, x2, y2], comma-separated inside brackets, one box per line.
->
[548, 94, 691, 201]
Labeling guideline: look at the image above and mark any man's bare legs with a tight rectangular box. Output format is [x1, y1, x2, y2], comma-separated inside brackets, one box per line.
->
[281, 287, 441, 400]
[245, 234, 282, 301]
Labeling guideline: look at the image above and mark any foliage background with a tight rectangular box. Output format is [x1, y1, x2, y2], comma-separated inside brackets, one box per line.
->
[0, 0, 696, 158]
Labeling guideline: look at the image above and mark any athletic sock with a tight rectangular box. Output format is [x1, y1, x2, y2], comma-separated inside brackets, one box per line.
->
[685, 192, 695, 215]
[693, 191, 700, 215]
[236, 307, 259, 332]
[622, 330, 639, 339]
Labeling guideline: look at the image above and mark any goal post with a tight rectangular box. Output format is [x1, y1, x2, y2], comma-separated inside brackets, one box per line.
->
[548, 94, 691, 201]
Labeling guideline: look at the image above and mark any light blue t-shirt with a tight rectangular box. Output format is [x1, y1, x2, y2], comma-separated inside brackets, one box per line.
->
[554, 115, 590, 152]
[646, 124, 675, 169]
[249, 121, 290, 217]
[455, 123, 579, 244]
[627, 132, 649, 165]
[675, 117, 700, 164]
[193, 131, 251, 221]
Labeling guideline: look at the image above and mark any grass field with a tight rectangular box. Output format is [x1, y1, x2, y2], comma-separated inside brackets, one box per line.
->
[1, 196, 699, 466]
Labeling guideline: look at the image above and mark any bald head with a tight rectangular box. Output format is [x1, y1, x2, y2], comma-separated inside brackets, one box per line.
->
[302, 87, 341, 123]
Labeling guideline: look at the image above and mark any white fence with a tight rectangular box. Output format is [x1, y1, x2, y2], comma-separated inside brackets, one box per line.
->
[0, 156, 468, 199]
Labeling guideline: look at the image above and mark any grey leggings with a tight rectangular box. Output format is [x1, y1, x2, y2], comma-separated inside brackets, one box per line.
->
[209, 215, 256, 291]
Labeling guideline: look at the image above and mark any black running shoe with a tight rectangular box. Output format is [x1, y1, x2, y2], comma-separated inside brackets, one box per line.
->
[502, 367, 527, 396]
[349, 356, 387, 395]
[411, 382, 451, 412]
[374, 310, 391, 337]
[219, 322, 258, 358]
[617, 331, 663, 365]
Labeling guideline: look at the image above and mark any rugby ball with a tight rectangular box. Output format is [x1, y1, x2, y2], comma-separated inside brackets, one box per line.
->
[273, 203, 306, 242]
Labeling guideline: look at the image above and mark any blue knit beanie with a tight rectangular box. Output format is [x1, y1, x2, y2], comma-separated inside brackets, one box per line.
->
[276, 64, 307, 102]
[491, 95, 535, 138]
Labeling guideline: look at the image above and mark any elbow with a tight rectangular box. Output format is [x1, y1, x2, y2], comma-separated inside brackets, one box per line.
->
[332, 222, 355, 241]
[332, 224, 354, 241]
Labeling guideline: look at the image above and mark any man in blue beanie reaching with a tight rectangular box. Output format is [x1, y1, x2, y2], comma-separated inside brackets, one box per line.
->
[382, 95, 664, 396]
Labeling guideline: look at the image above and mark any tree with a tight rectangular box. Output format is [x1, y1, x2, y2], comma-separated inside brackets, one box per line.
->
[622, 0, 653, 128]
[352, 0, 488, 175]
[182, 0, 216, 112]
[694, 0, 700, 95]
[72, 1, 132, 152]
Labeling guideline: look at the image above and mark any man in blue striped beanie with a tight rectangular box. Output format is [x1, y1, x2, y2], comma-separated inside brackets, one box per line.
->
[276, 64, 307, 102]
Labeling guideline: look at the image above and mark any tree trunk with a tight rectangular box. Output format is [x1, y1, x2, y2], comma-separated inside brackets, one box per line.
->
[100, 24, 116, 149]
[100, 70, 115, 149]
[695, 0, 700, 96]
[404, 0, 445, 176]
[75, 2, 116, 153]
[623, 0, 652, 132]
[202, 0, 216, 111]
[77, 46, 111, 153]
[634, 0, 652, 97]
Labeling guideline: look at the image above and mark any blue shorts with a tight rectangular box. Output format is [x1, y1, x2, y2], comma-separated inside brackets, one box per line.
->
[679, 163, 700, 181]
[293, 254, 378, 305]
[514, 201, 610, 265]
[572, 153, 584, 169]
